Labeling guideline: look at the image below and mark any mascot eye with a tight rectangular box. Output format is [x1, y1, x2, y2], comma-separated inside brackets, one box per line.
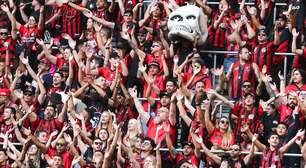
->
[170, 15, 183, 21]
[186, 15, 196, 20]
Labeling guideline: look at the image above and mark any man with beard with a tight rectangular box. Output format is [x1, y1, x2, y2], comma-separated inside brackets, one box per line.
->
[165, 134, 201, 168]
[29, 98, 69, 136]
[194, 133, 255, 168]
[272, 92, 305, 168]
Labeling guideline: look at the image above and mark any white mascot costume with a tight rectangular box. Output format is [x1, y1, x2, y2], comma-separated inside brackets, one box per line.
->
[168, 5, 208, 46]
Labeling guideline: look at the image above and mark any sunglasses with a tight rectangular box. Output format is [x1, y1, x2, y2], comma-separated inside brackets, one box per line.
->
[94, 141, 102, 145]
[24, 93, 33, 96]
[232, 148, 240, 151]
[56, 143, 65, 146]
[220, 120, 229, 124]
[243, 85, 251, 88]
[0, 32, 8, 35]
[258, 33, 266, 37]
[124, 13, 132, 17]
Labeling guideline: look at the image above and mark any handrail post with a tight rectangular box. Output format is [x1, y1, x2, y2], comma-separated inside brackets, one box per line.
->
[284, 56, 288, 84]
[213, 54, 217, 89]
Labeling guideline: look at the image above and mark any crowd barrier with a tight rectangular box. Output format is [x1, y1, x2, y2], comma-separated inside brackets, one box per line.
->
[0, 143, 303, 157]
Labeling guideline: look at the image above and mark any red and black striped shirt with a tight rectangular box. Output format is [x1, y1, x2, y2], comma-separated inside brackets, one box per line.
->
[60, 4, 82, 39]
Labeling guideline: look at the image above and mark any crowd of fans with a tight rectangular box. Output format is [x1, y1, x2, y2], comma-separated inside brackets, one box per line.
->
[0, 0, 305, 167]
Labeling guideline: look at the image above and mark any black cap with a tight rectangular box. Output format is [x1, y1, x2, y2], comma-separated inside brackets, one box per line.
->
[159, 91, 171, 98]
[182, 141, 195, 149]
[23, 86, 35, 95]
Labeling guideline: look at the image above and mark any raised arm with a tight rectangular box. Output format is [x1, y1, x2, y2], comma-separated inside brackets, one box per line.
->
[1, 4, 21, 30]
[280, 129, 304, 154]
[57, 97, 69, 123]
[129, 87, 150, 124]
[164, 123, 177, 158]
[36, 39, 57, 64]
[204, 100, 215, 134]
[207, 89, 234, 109]
[291, 28, 303, 55]
[193, 133, 221, 165]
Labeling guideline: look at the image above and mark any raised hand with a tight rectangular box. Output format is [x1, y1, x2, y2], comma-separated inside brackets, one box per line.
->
[292, 28, 299, 37]
[20, 53, 29, 65]
[176, 90, 184, 101]
[83, 10, 93, 18]
[193, 65, 201, 75]
[252, 134, 258, 143]
[50, 130, 58, 137]
[212, 66, 224, 76]
[93, 22, 102, 32]
[138, 63, 147, 73]
[296, 129, 305, 138]
[36, 39, 45, 46]
[246, 6, 256, 15]
[278, 71, 284, 81]
[0, 4, 9, 12]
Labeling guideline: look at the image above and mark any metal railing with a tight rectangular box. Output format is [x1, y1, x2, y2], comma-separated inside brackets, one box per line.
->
[0, 142, 302, 157]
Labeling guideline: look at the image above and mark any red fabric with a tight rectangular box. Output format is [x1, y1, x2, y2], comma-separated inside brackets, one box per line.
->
[183, 66, 212, 89]
[232, 103, 264, 135]
[146, 118, 176, 144]
[147, 17, 161, 41]
[48, 86, 64, 95]
[0, 122, 16, 142]
[210, 128, 235, 147]
[19, 25, 42, 50]
[252, 41, 276, 74]
[175, 153, 199, 167]
[98, 66, 122, 82]
[33, 118, 63, 136]
[145, 54, 164, 72]
[93, 9, 110, 21]
[261, 148, 282, 168]
[0, 37, 16, 65]
[210, 11, 233, 48]
[0, 88, 10, 96]
[273, 31, 289, 65]
[230, 61, 256, 99]
[278, 104, 299, 122]
[60, 4, 82, 38]
[47, 148, 74, 168]
[285, 84, 306, 94]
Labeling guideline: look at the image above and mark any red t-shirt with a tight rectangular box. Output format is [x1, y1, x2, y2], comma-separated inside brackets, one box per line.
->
[175, 153, 199, 167]
[146, 118, 176, 144]
[47, 148, 74, 168]
[278, 104, 304, 126]
[232, 103, 264, 135]
[98, 66, 122, 82]
[0, 122, 16, 142]
[210, 128, 235, 148]
[285, 84, 306, 94]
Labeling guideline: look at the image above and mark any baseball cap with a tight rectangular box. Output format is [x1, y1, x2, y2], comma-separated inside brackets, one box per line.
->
[0, 88, 10, 96]
[182, 141, 195, 149]
[23, 86, 36, 95]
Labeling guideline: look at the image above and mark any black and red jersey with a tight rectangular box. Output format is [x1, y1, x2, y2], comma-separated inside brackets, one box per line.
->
[60, 4, 82, 39]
